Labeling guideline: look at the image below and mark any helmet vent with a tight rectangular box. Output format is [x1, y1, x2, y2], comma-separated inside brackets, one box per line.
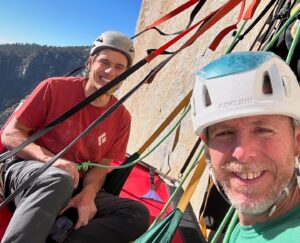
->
[203, 85, 212, 107]
[97, 37, 104, 43]
[282, 76, 292, 97]
[262, 72, 273, 95]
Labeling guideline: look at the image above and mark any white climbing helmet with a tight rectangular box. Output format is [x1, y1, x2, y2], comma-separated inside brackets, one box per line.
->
[90, 31, 135, 67]
[191, 51, 300, 136]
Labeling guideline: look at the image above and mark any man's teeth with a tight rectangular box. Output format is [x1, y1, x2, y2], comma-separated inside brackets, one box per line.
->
[101, 77, 111, 82]
[235, 172, 262, 180]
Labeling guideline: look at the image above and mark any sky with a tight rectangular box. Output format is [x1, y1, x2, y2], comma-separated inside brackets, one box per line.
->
[0, 0, 142, 47]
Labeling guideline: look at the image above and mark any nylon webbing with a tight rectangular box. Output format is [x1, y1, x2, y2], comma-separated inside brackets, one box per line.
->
[198, 178, 214, 238]
[229, 0, 277, 51]
[263, 5, 300, 51]
[138, 90, 192, 154]
[62, 1, 204, 84]
[259, 0, 292, 51]
[145, 0, 199, 29]
[250, 0, 287, 50]
[209, 0, 246, 50]
[179, 137, 202, 177]
[132, 0, 206, 39]
[146, 0, 245, 63]
[177, 154, 206, 212]
[243, 0, 261, 20]
[63, 63, 86, 77]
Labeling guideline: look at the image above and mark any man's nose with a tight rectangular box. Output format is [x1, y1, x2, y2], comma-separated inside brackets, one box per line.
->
[232, 134, 257, 162]
[104, 66, 113, 73]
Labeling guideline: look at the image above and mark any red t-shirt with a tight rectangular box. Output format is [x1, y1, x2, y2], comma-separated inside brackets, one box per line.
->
[15, 77, 131, 163]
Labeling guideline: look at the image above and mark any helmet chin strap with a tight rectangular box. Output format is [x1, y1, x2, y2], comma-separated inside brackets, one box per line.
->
[268, 176, 296, 217]
[267, 156, 300, 216]
[207, 161, 231, 204]
[295, 156, 300, 188]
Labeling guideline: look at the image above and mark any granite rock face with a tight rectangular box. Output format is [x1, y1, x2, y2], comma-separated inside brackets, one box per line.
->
[120, 0, 272, 215]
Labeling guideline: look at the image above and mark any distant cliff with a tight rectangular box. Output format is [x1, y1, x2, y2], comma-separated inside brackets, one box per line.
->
[0, 44, 89, 125]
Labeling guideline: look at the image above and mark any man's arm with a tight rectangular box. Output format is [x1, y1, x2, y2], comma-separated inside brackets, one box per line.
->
[2, 116, 55, 162]
[1, 116, 79, 187]
[81, 158, 111, 198]
[62, 158, 112, 229]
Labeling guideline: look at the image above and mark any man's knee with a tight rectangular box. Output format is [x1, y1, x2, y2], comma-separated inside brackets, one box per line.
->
[39, 167, 74, 197]
[126, 201, 150, 239]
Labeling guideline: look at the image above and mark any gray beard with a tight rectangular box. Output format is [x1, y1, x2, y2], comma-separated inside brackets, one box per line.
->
[224, 179, 291, 216]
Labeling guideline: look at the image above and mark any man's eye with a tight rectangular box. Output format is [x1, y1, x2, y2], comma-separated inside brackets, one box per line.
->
[116, 65, 126, 71]
[254, 127, 273, 134]
[100, 60, 109, 66]
[215, 131, 233, 137]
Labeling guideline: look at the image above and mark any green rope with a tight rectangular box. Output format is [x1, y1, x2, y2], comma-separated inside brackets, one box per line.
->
[138, 105, 191, 164]
[263, 7, 300, 52]
[225, 20, 248, 54]
[210, 206, 235, 243]
[223, 210, 238, 243]
[76, 105, 191, 171]
[149, 144, 205, 228]
[286, 20, 300, 65]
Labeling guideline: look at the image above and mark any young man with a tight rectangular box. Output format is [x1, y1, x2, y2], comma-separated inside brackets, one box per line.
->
[191, 51, 300, 242]
[1, 31, 149, 243]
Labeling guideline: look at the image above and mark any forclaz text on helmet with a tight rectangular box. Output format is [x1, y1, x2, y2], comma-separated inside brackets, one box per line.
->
[218, 97, 253, 109]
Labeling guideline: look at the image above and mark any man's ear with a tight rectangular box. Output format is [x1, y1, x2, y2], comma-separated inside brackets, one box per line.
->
[87, 56, 93, 69]
[205, 145, 211, 160]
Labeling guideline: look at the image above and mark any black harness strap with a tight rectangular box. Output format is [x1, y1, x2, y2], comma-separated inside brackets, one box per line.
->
[178, 137, 202, 178]
[249, 0, 290, 51]
[63, 64, 86, 77]
[259, 0, 293, 51]
[229, 0, 278, 51]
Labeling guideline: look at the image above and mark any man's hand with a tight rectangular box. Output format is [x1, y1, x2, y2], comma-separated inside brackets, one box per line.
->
[53, 158, 79, 188]
[59, 158, 112, 230]
[60, 190, 97, 230]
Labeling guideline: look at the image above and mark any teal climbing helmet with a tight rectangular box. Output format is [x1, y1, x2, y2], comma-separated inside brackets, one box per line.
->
[191, 51, 300, 136]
